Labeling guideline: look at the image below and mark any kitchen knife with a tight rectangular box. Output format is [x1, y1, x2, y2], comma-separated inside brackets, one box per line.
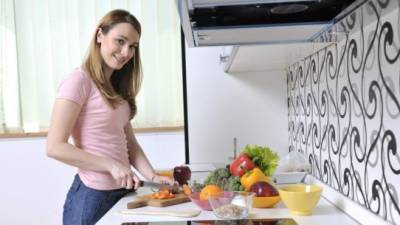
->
[134, 180, 180, 193]
[139, 180, 173, 189]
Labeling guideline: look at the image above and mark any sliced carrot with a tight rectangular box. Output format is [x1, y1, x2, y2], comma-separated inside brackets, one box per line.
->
[150, 189, 176, 199]
[151, 192, 160, 199]
[182, 184, 192, 196]
[160, 193, 169, 199]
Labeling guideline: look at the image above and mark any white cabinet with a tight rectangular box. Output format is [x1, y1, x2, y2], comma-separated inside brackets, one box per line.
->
[221, 43, 331, 74]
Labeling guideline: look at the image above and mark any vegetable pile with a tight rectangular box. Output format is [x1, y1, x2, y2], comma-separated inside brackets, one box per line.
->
[242, 145, 279, 177]
[191, 168, 243, 192]
[192, 145, 279, 192]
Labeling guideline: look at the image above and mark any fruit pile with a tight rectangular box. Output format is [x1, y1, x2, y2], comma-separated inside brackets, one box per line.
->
[229, 145, 279, 197]
[194, 145, 280, 198]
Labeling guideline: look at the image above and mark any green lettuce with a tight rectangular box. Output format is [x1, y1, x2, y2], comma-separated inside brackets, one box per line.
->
[242, 145, 279, 176]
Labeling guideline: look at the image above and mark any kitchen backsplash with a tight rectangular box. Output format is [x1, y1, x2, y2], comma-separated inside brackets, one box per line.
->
[287, 0, 400, 224]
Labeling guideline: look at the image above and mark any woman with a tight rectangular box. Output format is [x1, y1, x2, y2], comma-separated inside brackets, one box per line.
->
[46, 9, 173, 225]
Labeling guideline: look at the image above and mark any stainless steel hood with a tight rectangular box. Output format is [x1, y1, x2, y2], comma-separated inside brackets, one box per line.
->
[176, 0, 364, 47]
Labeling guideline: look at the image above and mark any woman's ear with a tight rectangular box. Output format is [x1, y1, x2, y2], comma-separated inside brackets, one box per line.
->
[96, 28, 103, 44]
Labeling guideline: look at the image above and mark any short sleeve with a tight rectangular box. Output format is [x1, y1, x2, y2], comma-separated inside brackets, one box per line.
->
[56, 69, 91, 106]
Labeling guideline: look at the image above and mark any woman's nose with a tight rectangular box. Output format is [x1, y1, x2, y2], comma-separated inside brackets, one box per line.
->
[120, 46, 131, 57]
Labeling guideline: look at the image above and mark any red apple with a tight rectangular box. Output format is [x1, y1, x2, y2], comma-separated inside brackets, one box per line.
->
[249, 181, 278, 197]
[173, 165, 191, 185]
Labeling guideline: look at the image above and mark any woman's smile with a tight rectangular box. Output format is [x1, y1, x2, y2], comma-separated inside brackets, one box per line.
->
[113, 55, 127, 65]
[97, 22, 140, 75]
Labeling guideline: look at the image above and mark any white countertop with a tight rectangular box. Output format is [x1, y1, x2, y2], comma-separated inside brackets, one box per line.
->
[97, 187, 360, 225]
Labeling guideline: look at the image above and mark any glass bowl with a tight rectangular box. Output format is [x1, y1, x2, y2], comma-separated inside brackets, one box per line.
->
[189, 191, 232, 211]
[208, 191, 254, 219]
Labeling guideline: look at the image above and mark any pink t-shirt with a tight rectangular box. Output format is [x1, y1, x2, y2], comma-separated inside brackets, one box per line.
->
[57, 67, 131, 190]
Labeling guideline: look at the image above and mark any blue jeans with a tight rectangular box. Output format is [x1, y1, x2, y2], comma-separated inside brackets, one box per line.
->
[63, 174, 130, 225]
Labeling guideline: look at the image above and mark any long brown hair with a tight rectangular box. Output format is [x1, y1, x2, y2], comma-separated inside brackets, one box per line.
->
[83, 9, 142, 118]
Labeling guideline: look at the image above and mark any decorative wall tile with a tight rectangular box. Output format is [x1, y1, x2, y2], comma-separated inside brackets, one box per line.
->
[288, 0, 400, 224]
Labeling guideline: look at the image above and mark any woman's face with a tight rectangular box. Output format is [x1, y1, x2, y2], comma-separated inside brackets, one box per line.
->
[97, 22, 139, 73]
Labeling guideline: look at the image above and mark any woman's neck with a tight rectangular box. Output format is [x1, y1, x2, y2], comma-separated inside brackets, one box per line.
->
[103, 65, 114, 80]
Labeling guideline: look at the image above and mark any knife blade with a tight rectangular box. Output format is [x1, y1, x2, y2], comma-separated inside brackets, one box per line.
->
[138, 180, 180, 193]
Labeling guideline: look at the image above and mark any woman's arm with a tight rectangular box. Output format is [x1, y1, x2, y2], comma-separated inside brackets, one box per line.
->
[47, 99, 135, 189]
[125, 123, 174, 185]
[46, 99, 111, 170]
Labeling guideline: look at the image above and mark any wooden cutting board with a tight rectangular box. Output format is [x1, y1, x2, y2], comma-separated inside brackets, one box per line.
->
[127, 193, 190, 209]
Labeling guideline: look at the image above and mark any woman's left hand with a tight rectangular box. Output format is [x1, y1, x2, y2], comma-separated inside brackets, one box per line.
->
[152, 175, 175, 186]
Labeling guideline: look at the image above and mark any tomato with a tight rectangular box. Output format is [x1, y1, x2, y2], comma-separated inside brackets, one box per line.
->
[229, 153, 255, 177]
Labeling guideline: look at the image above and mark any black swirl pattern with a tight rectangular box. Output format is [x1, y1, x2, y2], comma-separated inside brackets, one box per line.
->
[288, 0, 400, 224]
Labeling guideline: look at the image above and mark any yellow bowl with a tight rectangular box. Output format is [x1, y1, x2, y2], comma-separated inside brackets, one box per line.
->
[278, 184, 322, 216]
[252, 195, 281, 208]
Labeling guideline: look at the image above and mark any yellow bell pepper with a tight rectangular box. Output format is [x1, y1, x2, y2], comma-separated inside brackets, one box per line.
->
[240, 167, 269, 191]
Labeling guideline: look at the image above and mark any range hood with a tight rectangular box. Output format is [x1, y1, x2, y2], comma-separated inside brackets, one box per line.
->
[176, 0, 364, 47]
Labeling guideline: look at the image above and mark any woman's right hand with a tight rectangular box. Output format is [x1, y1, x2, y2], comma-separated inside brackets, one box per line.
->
[108, 160, 139, 190]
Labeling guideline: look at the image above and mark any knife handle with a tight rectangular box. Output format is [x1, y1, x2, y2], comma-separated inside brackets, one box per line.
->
[126, 180, 145, 193]
[138, 180, 144, 187]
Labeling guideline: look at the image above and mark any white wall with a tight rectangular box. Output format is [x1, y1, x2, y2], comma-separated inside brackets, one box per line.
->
[185, 46, 288, 164]
[0, 132, 184, 225]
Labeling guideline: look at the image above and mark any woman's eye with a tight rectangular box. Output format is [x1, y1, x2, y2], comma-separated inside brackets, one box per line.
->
[129, 44, 138, 51]
[117, 39, 124, 45]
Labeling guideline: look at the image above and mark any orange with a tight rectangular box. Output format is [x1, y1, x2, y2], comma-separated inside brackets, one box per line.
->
[200, 185, 222, 200]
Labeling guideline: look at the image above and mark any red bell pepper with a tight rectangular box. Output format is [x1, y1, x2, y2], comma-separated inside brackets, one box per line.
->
[229, 153, 255, 177]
